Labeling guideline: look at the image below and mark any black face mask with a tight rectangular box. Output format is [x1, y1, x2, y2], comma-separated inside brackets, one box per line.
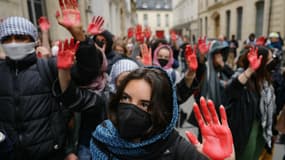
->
[117, 103, 152, 140]
[95, 39, 105, 48]
[158, 59, 168, 67]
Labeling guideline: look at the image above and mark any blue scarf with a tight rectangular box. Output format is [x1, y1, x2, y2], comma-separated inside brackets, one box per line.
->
[90, 67, 179, 160]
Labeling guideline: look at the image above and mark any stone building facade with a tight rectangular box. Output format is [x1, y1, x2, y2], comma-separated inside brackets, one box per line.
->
[0, 0, 136, 41]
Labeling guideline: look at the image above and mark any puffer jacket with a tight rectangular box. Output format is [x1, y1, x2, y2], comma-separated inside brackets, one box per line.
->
[0, 54, 68, 160]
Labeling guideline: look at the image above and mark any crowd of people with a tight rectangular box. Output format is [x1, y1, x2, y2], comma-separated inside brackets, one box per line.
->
[0, 0, 285, 160]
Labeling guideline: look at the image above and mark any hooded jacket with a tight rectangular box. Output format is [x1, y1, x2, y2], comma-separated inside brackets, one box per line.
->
[199, 40, 233, 107]
[93, 30, 122, 74]
[89, 67, 208, 160]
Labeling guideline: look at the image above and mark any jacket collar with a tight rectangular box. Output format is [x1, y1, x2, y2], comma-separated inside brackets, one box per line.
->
[6, 53, 37, 71]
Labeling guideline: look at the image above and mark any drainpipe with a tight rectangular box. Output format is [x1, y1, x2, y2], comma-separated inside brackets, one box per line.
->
[267, 0, 272, 35]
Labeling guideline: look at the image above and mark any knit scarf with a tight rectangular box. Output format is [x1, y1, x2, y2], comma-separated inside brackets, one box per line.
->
[259, 81, 276, 148]
[90, 119, 176, 160]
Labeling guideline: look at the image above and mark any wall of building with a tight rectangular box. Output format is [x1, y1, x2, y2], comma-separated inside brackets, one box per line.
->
[0, 0, 135, 42]
[198, 0, 285, 41]
[136, 9, 173, 37]
[172, 0, 199, 42]
[91, 0, 136, 37]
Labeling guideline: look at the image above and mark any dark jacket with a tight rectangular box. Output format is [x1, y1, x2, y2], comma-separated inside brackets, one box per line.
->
[93, 30, 122, 74]
[224, 69, 260, 155]
[0, 54, 68, 160]
[53, 80, 108, 147]
[153, 131, 208, 160]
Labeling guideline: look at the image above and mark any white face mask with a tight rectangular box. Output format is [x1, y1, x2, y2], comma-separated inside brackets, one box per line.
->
[2, 42, 35, 60]
[51, 45, 59, 56]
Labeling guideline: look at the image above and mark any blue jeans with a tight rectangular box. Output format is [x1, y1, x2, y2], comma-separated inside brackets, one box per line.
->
[77, 145, 92, 160]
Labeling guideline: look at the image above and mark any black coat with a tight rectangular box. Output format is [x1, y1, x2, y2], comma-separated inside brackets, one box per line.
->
[224, 69, 260, 155]
[157, 131, 208, 160]
[0, 54, 68, 160]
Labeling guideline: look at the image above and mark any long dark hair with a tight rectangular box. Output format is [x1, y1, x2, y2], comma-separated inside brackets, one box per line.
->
[108, 68, 173, 138]
[240, 46, 271, 93]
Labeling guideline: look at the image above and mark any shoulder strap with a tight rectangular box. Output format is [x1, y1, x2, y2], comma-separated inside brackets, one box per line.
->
[171, 70, 176, 83]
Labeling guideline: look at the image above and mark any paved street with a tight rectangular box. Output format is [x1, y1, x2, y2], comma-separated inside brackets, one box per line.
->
[176, 95, 285, 160]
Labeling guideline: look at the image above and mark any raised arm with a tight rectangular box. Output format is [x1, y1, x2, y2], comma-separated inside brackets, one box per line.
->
[56, 0, 85, 41]
[38, 16, 51, 53]
[57, 38, 79, 92]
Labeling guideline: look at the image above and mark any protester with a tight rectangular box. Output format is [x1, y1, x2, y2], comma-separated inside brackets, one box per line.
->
[224, 47, 276, 159]
[244, 33, 256, 48]
[0, 16, 79, 160]
[92, 30, 122, 73]
[195, 40, 233, 107]
[267, 32, 283, 51]
[230, 34, 239, 53]
[112, 39, 128, 57]
[152, 44, 181, 84]
[90, 67, 234, 160]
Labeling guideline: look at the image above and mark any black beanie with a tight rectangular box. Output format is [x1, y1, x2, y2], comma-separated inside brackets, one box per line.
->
[71, 42, 103, 86]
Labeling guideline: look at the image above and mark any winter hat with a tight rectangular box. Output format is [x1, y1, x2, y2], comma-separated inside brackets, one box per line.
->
[269, 32, 279, 38]
[0, 16, 38, 42]
[109, 58, 140, 93]
[71, 43, 103, 86]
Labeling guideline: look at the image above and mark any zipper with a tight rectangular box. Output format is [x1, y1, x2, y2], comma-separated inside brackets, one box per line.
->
[15, 61, 18, 76]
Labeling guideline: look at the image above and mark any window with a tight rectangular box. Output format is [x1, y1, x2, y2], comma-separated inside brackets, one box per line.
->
[236, 7, 243, 40]
[27, 0, 46, 27]
[255, 1, 264, 37]
[205, 17, 208, 36]
[157, 14, 161, 27]
[226, 10, 231, 38]
[143, 14, 148, 26]
[165, 14, 169, 27]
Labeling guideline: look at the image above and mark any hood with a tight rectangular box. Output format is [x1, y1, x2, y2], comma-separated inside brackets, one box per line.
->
[93, 30, 114, 55]
[152, 45, 174, 69]
[90, 66, 179, 158]
[201, 40, 229, 107]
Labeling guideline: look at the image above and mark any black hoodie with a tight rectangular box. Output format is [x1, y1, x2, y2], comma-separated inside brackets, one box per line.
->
[93, 30, 122, 73]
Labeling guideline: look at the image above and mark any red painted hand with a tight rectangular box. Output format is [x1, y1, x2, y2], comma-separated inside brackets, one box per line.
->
[38, 16, 50, 32]
[57, 38, 79, 69]
[87, 16, 104, 35]
[185, 97, 234, 160]
[135, 24, 144, 43]
[185, 45, 198, 71]
[139, 43, 152, 66]
[247, 47, 262, 71]
[256, 36, 266, 46]
[56, 0, 81, 29]
[144, 26, 152, 39]
[198, 36, 210, 55]
[127, 27, 134, 38]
